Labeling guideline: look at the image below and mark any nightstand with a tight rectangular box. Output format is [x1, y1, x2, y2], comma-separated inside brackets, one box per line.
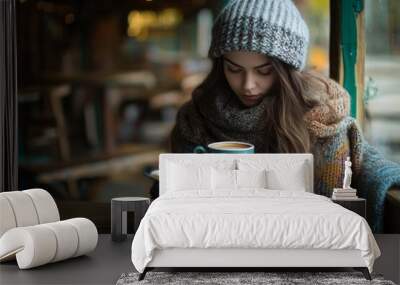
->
[111, 197, 150, 242]
[331, 198, 366, 218]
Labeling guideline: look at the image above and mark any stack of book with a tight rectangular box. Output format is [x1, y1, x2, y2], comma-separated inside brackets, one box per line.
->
[332, 188, 358, 200]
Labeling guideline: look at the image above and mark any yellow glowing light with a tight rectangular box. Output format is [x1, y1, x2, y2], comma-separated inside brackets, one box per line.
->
[309, 46, 329, 72]
[127, 9, 182, 40]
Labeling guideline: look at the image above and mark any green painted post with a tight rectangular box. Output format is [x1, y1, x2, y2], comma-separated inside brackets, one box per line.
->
[340, 0, 364, 118]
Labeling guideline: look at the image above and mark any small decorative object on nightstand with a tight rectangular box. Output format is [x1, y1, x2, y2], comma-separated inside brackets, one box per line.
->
[331, 157, 366, 218]
[332, 157, 359, 200]
[111, 197, 150, 242]
[332, 198, 366, 218]
[343, 156, 353, 190]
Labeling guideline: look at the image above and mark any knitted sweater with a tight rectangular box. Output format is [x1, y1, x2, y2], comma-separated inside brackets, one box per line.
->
[169, 76, 400, 233]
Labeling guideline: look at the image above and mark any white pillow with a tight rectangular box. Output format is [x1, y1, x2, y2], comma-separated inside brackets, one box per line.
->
[236, 169, 267, 188]
[212, 169, 268, 190]
[212, 168, 237, 190]
[166, 162, 212, 191]
[266, 162, 307, 191]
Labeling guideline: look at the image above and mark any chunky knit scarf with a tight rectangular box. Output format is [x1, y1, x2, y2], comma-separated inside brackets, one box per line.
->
[170, 77, 400, 233]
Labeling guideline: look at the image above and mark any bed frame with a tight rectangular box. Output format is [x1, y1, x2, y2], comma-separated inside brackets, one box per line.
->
[138, 154, 372, 281]
[139, 248, 371, 280]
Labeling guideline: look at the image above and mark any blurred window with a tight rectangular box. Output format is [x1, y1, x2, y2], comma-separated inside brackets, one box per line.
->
[364, 0, 400, 163]
[17, 0, 218, 208]
[294, 0, 330, 75]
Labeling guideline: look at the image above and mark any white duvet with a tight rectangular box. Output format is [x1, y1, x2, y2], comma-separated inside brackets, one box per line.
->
[131, 190, 380, 273]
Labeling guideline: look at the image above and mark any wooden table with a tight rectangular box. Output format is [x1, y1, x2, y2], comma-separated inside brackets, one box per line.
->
[21, 144, 163, 199]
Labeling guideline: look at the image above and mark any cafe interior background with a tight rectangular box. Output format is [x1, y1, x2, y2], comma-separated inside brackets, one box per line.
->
[17, 0, 400, 232]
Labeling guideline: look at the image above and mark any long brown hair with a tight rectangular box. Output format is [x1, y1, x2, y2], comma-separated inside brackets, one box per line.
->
[195, 56, 329, 153]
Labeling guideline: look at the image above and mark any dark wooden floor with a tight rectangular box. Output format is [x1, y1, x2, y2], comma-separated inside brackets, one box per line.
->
[1, 234, 399, 285]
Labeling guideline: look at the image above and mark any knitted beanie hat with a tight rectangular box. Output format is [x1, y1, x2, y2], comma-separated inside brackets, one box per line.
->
[208, 0, 310, 70]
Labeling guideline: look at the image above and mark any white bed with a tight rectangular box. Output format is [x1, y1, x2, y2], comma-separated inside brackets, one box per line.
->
[131, 154, 380, 280]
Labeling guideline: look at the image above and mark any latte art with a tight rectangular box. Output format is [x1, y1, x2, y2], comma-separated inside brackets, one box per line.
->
[212, 143, 250, 149]
[194, 141, 254, 153]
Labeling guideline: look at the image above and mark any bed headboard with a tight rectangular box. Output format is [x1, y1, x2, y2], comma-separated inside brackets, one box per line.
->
[159, 154, 314, 196]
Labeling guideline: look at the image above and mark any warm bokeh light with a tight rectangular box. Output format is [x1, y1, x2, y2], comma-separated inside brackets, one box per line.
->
[308, 46, 329, 72]
[127, 9, 183, 40]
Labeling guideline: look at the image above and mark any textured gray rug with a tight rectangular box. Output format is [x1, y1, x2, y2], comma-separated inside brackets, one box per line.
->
[116, 271, 396, 285]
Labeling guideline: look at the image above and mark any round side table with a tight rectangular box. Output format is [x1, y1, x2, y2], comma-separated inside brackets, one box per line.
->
[111, 197, 150, 242]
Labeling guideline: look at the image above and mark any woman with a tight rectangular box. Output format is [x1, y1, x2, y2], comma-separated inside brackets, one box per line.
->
[169, 0, 400, 233]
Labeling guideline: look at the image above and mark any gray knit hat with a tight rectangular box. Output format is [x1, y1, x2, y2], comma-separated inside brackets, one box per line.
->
[208, 0, 310, 70]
